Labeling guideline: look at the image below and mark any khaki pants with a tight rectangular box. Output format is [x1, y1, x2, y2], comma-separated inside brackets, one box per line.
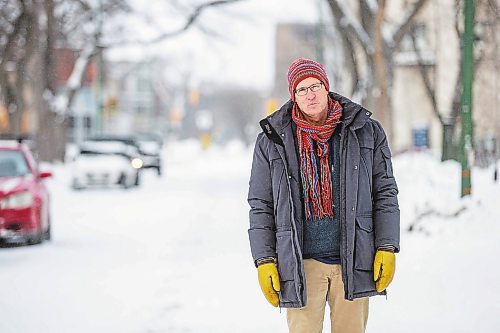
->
[287, 259, 369, 333]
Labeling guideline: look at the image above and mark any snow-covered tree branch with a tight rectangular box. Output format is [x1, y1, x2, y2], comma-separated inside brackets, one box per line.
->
[327, 0, 374, 53]
[0, 0, 248, 161]
[50, 42, 97, 116]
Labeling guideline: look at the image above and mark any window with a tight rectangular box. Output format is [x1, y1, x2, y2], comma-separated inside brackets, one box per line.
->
[400, 23, 429, 52]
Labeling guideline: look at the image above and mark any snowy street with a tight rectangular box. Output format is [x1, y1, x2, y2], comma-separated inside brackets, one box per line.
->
[0, 141, 499, 333]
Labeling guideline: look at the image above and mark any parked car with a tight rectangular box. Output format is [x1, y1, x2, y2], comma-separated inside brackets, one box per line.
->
[86, 136, 146, 175]
[134, 133, 163, 175]
[0, 140, 52, 245]
[88, 135, 162, 176]
[71, 140, 143, 190]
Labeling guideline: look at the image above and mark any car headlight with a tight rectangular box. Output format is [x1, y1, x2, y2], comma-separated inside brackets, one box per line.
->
[131, 158, 143, 169]
[0, 191, 34, 209]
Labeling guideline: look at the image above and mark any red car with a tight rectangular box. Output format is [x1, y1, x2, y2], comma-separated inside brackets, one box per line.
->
[0, 141, 52, 245]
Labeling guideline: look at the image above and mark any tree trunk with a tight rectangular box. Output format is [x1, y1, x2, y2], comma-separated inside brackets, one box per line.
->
[0, 5, 26, 137]
[6, 83, 23, 136]
[35, 0, 67, 162]
[372, 0, 393, 143]
[37, 110, 67, 162]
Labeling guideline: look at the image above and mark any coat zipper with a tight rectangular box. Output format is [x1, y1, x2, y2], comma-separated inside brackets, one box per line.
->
[276, 143, 304, 307]
[339, 124, 350, 299]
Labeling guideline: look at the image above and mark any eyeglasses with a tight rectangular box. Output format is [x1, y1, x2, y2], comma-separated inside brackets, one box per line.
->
[294, 82, 323, 96]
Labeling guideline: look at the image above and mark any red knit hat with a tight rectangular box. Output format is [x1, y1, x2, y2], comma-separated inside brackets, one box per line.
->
[287, 58, 329, 101]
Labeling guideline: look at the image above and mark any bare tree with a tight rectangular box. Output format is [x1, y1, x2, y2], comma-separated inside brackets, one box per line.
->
[0, 0, 104, 159]
[325, 0, 430, 143]
[35, 0, 129, 161]
[0, 0, 246, 161]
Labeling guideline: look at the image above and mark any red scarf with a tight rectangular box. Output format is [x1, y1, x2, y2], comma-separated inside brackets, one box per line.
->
[292, 96, 343, 220]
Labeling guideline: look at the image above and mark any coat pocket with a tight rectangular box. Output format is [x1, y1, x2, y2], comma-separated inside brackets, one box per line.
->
[276, 229, 295, 281]
[354, 216, 375, 271]
[359, 135, 374, 176]
[381, 146, 394, 178]
[271, 161, 284, 215]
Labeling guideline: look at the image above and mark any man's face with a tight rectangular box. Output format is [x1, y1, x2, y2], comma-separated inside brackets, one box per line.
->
[294, 77, 328, 124]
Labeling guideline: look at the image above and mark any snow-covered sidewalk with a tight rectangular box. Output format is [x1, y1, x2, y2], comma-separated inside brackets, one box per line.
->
[0, 141, 498, 332]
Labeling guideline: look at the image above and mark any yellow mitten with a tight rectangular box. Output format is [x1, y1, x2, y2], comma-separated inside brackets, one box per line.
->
[373, 250, 396, 292]
[257, 262, 281, 307]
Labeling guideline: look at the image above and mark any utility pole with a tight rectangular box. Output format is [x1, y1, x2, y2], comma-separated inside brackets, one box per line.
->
[494, 5, 499, 182]
[460, 0, 475, 197]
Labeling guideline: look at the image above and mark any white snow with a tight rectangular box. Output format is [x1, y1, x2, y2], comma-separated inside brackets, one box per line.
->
[365, 0, 379, 13]
[0, 141, 499, 332]
[138, 141, 161, 155]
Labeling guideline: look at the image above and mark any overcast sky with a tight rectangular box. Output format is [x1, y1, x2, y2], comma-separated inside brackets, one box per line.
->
[105, 0, 325, 90]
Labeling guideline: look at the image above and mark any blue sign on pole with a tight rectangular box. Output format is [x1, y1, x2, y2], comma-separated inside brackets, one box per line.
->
[412, 127, 429, 149]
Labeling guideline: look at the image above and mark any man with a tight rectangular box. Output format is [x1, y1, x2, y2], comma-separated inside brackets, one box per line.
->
[248, 58, 400, 333]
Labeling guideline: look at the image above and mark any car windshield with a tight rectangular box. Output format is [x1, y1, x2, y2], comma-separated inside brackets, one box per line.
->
[0, 150, 30, 177]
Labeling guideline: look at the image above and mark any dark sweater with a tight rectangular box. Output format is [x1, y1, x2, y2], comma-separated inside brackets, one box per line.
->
[292, 121, 342, 265]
